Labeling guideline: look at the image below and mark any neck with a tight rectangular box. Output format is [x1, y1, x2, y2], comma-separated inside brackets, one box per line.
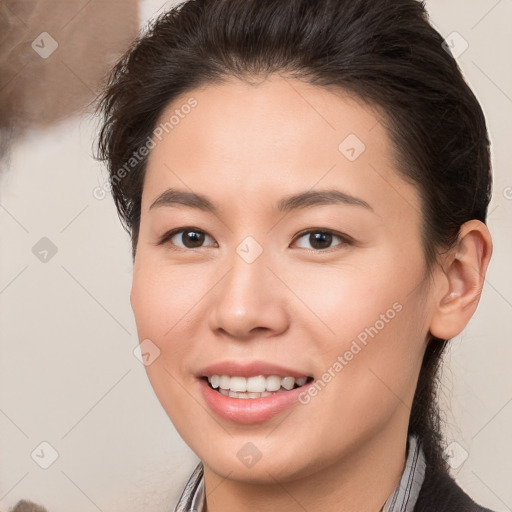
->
[202, 422, 409, 512]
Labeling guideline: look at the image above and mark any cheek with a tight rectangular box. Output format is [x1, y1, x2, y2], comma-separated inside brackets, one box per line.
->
[130, 258, 191, 390]
[287, 251, 428, 413]
[289, 297, 427, 471]
[130, 259, 208, 435]
[131, 256, 210, 339]
[286, 251, 423, 348]
[130, 254, 224, 410]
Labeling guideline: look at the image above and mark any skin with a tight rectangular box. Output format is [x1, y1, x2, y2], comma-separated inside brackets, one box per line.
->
[130, 75, 492, 512]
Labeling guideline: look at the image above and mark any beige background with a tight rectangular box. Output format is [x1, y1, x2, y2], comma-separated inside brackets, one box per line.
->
[1, 0, 511, 511]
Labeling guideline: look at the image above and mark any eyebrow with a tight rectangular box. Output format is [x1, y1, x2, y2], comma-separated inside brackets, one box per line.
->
[149, 187, 373, 213]
[277, 189, 373, 212]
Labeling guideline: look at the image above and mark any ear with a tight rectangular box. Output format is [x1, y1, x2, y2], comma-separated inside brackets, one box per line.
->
[429, 220, 493, 340]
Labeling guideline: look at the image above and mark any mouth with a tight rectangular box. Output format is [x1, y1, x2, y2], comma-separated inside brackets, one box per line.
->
[201, 374, 314, 399]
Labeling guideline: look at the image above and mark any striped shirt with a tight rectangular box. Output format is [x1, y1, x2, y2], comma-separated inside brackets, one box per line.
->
[174, 434, 426, 512]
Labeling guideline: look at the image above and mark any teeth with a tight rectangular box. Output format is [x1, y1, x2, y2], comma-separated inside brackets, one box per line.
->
[207, 374, 309, 395]
[219, 375, 231, 390]
[229, 376, 247, 392]
[266, 375, 281, 391]
[296, 377, 307, 386]
[247, 375, 266, 393]
[281, 376, 295, 390]
[228, 390, 273, 399]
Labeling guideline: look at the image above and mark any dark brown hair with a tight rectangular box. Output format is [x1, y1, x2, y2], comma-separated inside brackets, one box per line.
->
[96, 0, 492, 491]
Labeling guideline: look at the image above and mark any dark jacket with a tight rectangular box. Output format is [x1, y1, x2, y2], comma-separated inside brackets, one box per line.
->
[414, 466, 496, 512]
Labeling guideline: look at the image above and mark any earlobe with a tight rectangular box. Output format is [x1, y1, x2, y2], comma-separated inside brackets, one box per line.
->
[429, 220, 493, 340]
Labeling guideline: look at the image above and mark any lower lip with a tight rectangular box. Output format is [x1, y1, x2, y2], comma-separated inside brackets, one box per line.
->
[198, 378, 310, 424]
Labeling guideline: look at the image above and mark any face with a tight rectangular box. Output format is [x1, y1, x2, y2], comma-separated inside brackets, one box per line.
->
[131, 75, 434, 483]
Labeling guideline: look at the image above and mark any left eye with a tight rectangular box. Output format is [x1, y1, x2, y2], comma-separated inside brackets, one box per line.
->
[293, 230, 349, 251]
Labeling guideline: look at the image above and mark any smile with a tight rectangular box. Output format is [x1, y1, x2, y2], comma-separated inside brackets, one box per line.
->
[204, 374, 313, 399]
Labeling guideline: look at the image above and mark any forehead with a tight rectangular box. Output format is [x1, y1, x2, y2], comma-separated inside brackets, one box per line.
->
[142, 76, 421, 222]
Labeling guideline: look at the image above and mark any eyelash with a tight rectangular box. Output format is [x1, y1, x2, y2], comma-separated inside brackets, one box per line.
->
[157, 226, 352, 252]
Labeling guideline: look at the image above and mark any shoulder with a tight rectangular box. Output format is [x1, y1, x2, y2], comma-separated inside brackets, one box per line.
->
[414, 465, 497, 512]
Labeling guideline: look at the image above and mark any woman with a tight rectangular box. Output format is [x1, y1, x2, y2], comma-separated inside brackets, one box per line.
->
[96, 0, 496, 510]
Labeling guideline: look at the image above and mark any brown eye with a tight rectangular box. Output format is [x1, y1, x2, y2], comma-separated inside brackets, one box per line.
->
[308, 232, 333, 250]
[160, 227, 217, 249]
[293, 230, 349, 251]
[179, 230, 206, 248]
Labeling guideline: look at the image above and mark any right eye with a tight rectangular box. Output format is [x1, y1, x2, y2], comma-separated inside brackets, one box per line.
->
[158, 227, 217, 250]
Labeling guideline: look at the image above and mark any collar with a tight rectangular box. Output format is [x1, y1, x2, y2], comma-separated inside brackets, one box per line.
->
[381, 435, 426, 512]
[174, 434, 426, 512]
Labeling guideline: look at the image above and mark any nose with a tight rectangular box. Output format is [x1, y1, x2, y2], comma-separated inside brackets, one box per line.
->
[208, 249, 290, 340]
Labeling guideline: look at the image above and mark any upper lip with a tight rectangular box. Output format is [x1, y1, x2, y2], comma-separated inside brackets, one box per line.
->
[196, 360, 312, 379]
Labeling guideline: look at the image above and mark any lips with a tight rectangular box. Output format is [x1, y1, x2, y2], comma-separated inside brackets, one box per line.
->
[198, 378, 313, 423]
[195, 360, 314, 423]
